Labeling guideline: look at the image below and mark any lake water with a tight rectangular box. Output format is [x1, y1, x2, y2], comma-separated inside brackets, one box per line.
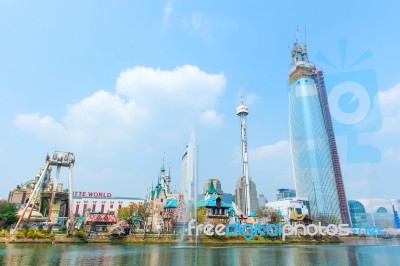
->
[1, 239, 400, 265]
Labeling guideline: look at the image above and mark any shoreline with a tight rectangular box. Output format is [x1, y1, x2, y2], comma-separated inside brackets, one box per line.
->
[0, 234, 386, 245]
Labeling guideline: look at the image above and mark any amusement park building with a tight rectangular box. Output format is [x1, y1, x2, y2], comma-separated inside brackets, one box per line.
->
[72, 191, 144, 216]
[348, 199, 398, 228]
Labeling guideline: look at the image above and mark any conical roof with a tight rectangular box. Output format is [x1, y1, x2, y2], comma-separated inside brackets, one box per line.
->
[207, 181, 219, 195]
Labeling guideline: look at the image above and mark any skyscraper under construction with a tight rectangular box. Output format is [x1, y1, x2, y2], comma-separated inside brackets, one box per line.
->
[288, 38, 350, 225]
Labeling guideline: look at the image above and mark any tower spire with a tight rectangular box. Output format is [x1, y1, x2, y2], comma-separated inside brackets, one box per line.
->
[161, 153, 166, 172]
[304, 25, 307, 46]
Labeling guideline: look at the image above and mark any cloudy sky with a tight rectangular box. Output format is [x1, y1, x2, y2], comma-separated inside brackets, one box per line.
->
[1, 1, 399, 202]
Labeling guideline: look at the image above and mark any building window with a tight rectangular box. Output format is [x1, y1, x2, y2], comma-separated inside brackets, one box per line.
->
[75, 203, 80, 216]
[161, 199, 163, 203]
[101, 204, 105, 213]
[92, 201, 97, 212]
[83, 204, 87, 214]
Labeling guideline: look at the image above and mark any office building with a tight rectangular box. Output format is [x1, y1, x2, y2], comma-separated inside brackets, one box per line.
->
[181, 129, 197, 202]
[276, 188, 296, 201]
[258, 194, 267, 210]
[235, 176, 258, 213]
[288, 38, 350, 224]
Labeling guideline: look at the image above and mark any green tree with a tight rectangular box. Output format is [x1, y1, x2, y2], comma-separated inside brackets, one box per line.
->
[117, 206, 132, 219]
[257, 209, 268, 218]
[117, 202, 153, 236]
[0, 201, 18, 229]
[133, 201, 153, 239]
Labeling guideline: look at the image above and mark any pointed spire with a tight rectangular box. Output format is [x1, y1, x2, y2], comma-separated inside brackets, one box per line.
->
[207, 180, 219, 195]
[161, 153, 166, 172]
[295, 25, 299, 44]
[240, 90, 244, 104]
[304, 25, 307, 46]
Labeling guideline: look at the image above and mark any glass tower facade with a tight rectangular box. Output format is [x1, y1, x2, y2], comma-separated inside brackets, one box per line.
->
[288, 41, 350, 225]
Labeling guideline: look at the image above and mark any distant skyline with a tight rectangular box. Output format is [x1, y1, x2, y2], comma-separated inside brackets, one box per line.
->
[1, 1, 399, 202]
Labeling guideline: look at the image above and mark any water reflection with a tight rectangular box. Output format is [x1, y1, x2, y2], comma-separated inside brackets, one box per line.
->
[1, 240, 400, 266]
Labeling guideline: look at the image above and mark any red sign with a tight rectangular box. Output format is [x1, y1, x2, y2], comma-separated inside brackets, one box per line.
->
[73, 191, 112, 198]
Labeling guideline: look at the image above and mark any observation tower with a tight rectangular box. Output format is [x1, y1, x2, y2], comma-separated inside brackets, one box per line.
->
[237, 93, 251, 216]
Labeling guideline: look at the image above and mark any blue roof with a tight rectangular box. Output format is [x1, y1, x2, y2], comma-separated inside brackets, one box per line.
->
[198, 196, 230, 208]
[206, 181, 219, 195]
[228, 206, 237, 216]
[164, 199, 179, 208]
[150, 185, 166, 200]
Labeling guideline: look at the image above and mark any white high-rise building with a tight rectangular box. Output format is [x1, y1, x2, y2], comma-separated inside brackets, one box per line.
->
[181, 128, 197, 202]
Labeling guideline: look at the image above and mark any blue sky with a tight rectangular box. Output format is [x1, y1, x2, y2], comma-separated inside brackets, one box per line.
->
[1, 1, 399, 202]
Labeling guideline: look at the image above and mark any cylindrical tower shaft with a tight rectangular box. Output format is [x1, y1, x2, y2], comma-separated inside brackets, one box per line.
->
[240, 114, 251, 216]
[237, 100, 251, 216]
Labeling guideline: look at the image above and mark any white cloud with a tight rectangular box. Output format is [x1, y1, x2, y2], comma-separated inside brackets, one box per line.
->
[251, 140, 291, 161]
[15, 65, 226, 151]
[199, 109, 224, 127]
[65, 90, 147, 146]
[163, 1, 173, 25]
[244, 93, 259, 105]
[15, 113, 65, 138]
[378, 82, 400, 133]
[15, 91, 146, 150]
[249, 140, 294, 196]
[116, 65, 225, 108]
